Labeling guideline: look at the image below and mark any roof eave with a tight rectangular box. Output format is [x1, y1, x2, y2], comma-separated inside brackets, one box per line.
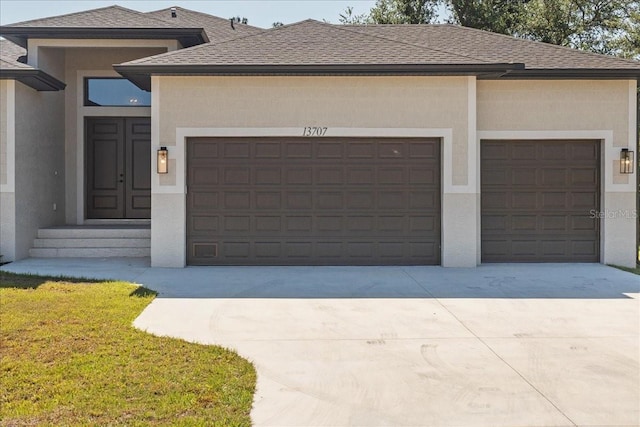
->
[115, 63, 526, 90]
[0, 68, 67, 91]
[490, 68, 640, 79]
[0, 27, 209, 48]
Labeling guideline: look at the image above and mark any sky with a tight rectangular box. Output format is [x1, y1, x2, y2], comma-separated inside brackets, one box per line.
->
[0, 0, 377, 28]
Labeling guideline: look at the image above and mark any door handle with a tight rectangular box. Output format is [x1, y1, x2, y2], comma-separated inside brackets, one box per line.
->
[119, 173, 124, 183]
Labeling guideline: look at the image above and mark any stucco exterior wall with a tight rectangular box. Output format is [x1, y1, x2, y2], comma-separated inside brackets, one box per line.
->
[478, 79, 637, 267]
[62, 46, 164, 224]
[11, 82, 65, 260]
[154, 75, 474, 267]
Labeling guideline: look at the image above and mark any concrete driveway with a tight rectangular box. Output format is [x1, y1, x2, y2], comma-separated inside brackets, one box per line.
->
[3, 259, 640, 426]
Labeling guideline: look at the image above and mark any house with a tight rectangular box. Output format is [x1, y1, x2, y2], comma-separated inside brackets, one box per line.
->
[0, 5, 638, 268]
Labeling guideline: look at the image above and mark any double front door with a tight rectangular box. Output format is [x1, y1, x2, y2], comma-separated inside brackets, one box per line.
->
[86, 117, 151, 219]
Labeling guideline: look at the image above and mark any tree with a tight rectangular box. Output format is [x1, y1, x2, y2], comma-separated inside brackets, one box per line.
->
[519, 0, 633, 56]
[339, 6, 370, 24]
[339, 0, 639, 58]
[447, 0, 529, 35]
[616, 6, 640, 59]
[230, 16, 249, 25]
[340, 0, 440, 24]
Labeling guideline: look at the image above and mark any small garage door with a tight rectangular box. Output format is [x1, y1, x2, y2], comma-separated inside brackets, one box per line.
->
[481, 140, 600, 263]
[187, 137, 441, 265]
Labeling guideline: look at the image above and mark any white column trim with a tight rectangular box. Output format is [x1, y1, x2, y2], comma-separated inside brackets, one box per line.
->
[1, 80, 16, 193]
[629, 81, 637, 152]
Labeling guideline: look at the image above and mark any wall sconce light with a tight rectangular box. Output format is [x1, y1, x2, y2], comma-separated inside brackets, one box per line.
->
[157, 147, 168, 174]
[620, 148, 634, 174]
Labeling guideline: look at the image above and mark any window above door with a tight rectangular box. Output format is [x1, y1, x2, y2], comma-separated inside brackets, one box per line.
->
[84, 78, 151, 107]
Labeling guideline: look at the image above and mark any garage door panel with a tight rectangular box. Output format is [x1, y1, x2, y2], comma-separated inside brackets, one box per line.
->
[379, 168, 405, 184]
[409, 142, 437, 158]
[347, 168, 375, 185]
[512, 192, 538, 210]
[192, 192, 219, 209]
[192, 216, 219, 232]
[540, 192, 567, 209]
[540, 169, 566, 186]
[223, 142, 250, 158]
[255, 168, 282, 185]
[191, 167, 219, 185]
[224, 192, 251, 209]
[511, 215, 537, 231]
[570, 168, 598, 186]
[286, 142, 312, 158]
[188, 137, 441, 265]
[316, 142, 343, 158]
[571, 215, 598, 231]
[409, 167, 437, 185]
[481, 140, 599, 263]
[511, 144, 536, 159]
[224, 167, 250, 185]
[286, 192, 313, 209]
[379, 191, 405, 209]
[316, 167, 344, 185]
[190, 140, 219, 158]
[283, 168, 310, 185]
[255, 142, 281, 158]
[379, 142, 405, 158]
[255, 216, 281, 232]
[483, 169, 508, 185]
[285, 216, 313, 232]
[256, 192, 282, 209]
[571, 192, 598, 209]
[512, 168, 537, 185]
[347, 142, 375, 158]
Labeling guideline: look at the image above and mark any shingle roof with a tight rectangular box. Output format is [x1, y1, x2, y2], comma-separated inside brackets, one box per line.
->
[346, 24, 640, 71]
[123, 20, 495, 66]
[0, 39, 27, 69]
[145, 7, 261, 42]
[0, 39, 65, 91]
[0, 5, 210, 48]
[118, 19, 640, 75]
[5, 5, 180, 28]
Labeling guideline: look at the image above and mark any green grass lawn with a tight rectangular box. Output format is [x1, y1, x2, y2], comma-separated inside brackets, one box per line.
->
[0, 272, 256, 426]
[614, 265, 640, 275]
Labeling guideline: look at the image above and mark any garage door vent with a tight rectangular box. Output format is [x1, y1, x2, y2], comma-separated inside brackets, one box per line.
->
[193, 243, 218, 259]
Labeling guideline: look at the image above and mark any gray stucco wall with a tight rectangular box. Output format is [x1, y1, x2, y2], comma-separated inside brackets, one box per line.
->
[13, 82, 65, 259]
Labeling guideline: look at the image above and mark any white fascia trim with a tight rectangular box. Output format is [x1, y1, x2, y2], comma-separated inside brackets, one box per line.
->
[28, 39, 179, 68]
[478, 130, 633, 193]
[154, 127, 455, 194]
[1, 80, 16, 193]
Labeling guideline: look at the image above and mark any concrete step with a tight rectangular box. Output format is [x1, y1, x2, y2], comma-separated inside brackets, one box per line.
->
[33, 238, 150, 249]
[37, 227, 150, 239]
[29, 247, 151, 258]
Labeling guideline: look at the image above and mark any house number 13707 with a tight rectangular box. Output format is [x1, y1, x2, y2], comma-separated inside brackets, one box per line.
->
[302, 127, 328, 137]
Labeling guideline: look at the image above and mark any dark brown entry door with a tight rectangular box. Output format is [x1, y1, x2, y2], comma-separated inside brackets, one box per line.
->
[86, 118, 151, 219]
[481, 140, 600, 263]
[187, 137, 441, 266]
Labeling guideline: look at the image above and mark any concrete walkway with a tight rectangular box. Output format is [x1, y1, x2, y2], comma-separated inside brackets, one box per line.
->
[2, 258, 639, 426]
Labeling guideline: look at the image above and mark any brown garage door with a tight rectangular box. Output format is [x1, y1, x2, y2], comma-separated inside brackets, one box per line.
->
[187, 137, 441, 265]
[481, 140, 600, 263]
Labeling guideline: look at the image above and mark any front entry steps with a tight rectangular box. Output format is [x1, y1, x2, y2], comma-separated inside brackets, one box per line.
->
[29, 226, 150, 258]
